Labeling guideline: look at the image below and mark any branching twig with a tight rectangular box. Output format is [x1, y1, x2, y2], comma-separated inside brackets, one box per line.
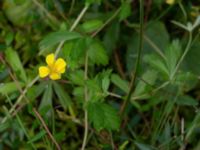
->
[33, 108, 61, 150]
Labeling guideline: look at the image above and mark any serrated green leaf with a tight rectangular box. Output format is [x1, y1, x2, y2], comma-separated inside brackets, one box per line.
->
[88, 102, 104, 130]
[5, 47, 27, 82]
[39, 31, 82, 50]
[132, 70, 157, 100]
[184, 41, 200, 75]
[82, 19, 103, 33]
[70, 38, 87, 61]
[103, 103, 120, 131]
[88, 40, 108, 65]
[103, 22, 120, 55]
[175, 72, 198, 92]
[53, 82, 72, 110]
[111, 74, 129, 93]
[87, 101, 120, 131]
[176, 95, 198, 106]
[27, 83, 46, 101]
[165, 40, 181, 78]
[73, 86, 84, 100]
[62, 41, 80, 69]
[119, 2, 131, 21]
[102, 77, 110, 93]
[87, 78, 103, 102]
[39, 83, 53, 116]
[68, 70, 85, 85]
[126, 21, 169, 72]
[144, 54, 169, 78]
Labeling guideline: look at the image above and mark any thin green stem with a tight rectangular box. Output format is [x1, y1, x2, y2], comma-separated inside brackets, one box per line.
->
[126, 26, 166, 60]
[32, 0, 59, 25]
[131, 81, 169, 100]
[70, 5, 89, 32]
[91, 7, 121, 37]
[6, 95, 37, 150]
[55, 5, 89, 57]
[120, 0, 144, 116]
[124, 20, 140, 28]
[51, 109, 56, 150]
[152, 83, 183, 144]
[178, 1, 187, 22]
[148, 6, 172, 27]
[81, 52, 89, 150]
[171, 32, 192, 79]
[69, 0, 76, 15]
[1, 76, 39, 123]
[33, 108, 61, 150]
[143, 34, 166, 60]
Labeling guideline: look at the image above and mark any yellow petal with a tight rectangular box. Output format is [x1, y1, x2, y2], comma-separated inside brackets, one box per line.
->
[59, 67, 66, 73]
[49, 73, 61, 80]
[54, 58, 66, 73]
[46, 53, 55, 67]
[166, 0, 174, 5]
[39, 66, 50, 78]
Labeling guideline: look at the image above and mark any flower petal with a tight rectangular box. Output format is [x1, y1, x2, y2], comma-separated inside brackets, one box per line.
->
[39, 66, 50, 78]
[46, 53, 55, 66]
[59, 68, 66, 73]
[49, 73, 61, 80]
[166, 0, 174, 5]
[54, 58, 66, 73]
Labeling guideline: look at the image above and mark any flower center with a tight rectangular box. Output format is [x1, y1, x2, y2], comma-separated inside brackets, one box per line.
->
[49, 63, 59, 74]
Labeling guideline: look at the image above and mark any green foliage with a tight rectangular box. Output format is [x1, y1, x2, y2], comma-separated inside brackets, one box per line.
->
[103, 22, 120, 55]
[132, 70, 157, 100]
[111, 74, 129, 93]
[88, 40, 109, 66]
[176, 95, 198, 106]
[68, 70, 85, 85]
[39, 82, 53, 117]
[1, 0, 200, 149]
[53, 82, 72, 111]
[5, 47, 27, 82]
[0, 82, 24, 95]
[39, 31, 82, 51]
[185, 40, 200, 74]
[3, 0, 32, 26]
[81, 19, 103, 33]
[85, 0, 102, 6]
[126, 21, 169, 72]
[87, 101, 120, 131]
[119, 1, 132, 21]
[27, 130, 46, 144]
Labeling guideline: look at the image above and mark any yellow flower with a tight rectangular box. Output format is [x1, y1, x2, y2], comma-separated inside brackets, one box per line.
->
[166, 0, 175, 5]
[39, 53, 67, 80]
